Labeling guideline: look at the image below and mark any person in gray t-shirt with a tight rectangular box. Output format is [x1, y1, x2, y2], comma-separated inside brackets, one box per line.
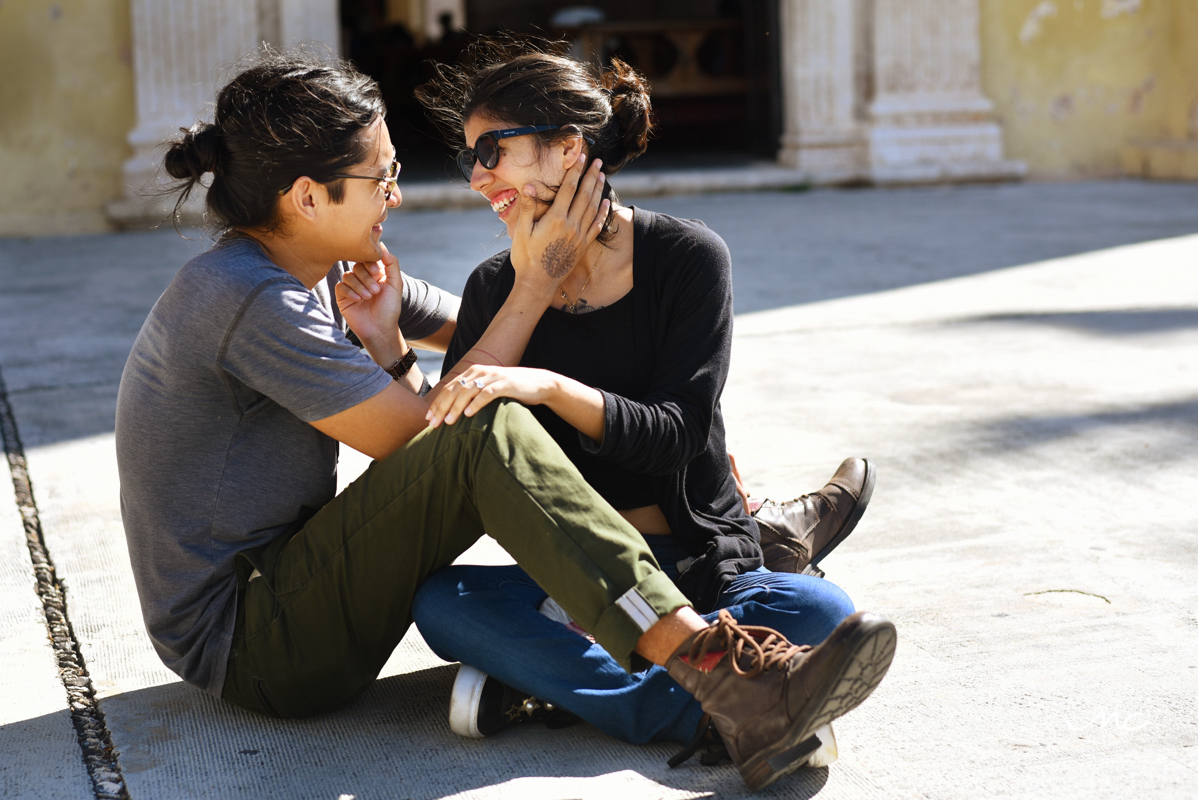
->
[115, 52, 895, 790]
[118, 238, 454, 694]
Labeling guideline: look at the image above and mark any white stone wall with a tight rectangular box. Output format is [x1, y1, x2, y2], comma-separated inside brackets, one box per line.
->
[777, 0, 867, 180]
[778, 0, 1024, 185]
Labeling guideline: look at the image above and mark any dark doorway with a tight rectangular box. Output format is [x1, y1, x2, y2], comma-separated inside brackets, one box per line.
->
[339, 0, 781, 181]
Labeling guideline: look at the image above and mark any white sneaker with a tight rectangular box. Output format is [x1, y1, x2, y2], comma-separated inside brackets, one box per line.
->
[448, 664, 576, 738]
[448, 664, 492, 738]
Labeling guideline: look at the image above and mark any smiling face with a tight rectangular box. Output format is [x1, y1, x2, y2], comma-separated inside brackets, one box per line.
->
[463, 114, 576, 237]
[320, 116, 401, 263]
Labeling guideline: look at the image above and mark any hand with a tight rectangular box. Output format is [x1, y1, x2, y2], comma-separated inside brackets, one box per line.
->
[426, 365, 556, 427]
[335, 242, 402, 346]
[729, 452, 751, 514]
[509, 152, 610, 299]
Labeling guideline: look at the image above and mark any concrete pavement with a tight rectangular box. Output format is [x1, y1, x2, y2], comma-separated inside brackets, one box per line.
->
[1, 180, 1196, 799]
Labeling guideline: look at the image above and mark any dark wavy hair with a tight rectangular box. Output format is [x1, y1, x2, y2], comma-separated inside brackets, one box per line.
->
[416, 38, 655, 242]
[163, 49, 386, 236]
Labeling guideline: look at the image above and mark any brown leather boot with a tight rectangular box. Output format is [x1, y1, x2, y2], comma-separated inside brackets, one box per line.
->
[666, 609, 896, 791]
[754, 457, 876, 574]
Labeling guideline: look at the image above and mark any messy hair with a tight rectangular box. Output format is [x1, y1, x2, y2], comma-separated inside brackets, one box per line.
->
[163, 48, 385, 236]
[416, 37, 655, 242]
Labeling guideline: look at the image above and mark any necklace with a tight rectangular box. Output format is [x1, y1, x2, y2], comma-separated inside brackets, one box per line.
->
[560, 247, 602, 314]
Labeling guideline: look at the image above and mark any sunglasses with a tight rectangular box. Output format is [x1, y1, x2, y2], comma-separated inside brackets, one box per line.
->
[456, 125, 563, 182]
[279, 157, 401, 201]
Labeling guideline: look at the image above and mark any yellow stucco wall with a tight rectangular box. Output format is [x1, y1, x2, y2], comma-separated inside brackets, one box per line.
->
[980, 0, 1196, 177]
[0, 0, 134, 237]
[1164, 0, 1198, 139]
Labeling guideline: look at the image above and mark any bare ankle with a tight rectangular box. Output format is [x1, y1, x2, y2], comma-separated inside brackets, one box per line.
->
[635, 606, 707, 665]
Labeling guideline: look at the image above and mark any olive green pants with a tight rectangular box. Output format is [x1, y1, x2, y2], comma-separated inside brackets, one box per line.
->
[222, 400, 686, 718]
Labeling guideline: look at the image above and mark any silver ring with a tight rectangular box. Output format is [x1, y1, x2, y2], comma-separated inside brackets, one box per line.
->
[458, 377, 470, 387]
[473, 379, 486, 389]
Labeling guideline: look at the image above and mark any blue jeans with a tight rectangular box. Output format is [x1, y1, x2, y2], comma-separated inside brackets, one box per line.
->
[412, 536, 855, 745]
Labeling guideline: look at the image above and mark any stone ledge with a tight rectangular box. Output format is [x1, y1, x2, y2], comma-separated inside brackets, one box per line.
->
[871, 159, 1027, 186]
[105, 194, 206, 232]
[104, 165, 817, 230]
[102, 160, 1030, 231]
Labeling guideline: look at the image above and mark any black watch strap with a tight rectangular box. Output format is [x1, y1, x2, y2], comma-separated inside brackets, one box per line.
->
[385, 348, 418, 381]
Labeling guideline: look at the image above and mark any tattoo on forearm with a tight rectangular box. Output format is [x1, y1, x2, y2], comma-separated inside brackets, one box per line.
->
[541, 239, 575, 279]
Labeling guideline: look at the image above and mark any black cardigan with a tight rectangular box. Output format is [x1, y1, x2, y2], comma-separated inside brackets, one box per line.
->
[445, 207, 762, 611]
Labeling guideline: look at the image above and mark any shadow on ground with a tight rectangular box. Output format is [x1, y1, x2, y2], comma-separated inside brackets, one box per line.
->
[976, 397, 1198, 450]
[7, 665, 829, 800]
[951, 309, 1198, 336]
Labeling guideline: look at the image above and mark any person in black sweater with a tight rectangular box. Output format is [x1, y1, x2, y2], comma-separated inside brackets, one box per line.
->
[410, 44, 892, 779]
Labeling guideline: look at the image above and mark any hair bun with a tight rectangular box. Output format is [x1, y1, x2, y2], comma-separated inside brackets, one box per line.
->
[602, 58, 652, 171]
[164, 122, 225, 181]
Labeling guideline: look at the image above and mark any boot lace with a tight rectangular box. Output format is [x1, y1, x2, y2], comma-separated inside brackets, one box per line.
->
[668, 615, 810, 769]
[668, 714, 732, 768]
[682, 609, 807, 680]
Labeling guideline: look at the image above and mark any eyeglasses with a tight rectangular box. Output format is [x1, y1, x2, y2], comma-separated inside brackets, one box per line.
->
[331, 157, 400, 202]
[456, 125, 562, 182]
[278, 157, 401, 201]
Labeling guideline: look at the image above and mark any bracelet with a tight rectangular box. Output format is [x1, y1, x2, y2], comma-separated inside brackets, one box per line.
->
[384, 348, 418, 381]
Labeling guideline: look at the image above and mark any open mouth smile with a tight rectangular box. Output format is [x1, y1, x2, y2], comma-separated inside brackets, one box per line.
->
[489, 189, 519, 217]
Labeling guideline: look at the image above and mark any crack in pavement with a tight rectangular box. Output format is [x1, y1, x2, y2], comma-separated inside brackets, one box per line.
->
[1023, 589, 1113, 604]
[0, 367, 130, 800]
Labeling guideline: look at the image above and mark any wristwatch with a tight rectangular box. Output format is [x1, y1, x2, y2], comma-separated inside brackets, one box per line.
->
[384, 348, 418, 381]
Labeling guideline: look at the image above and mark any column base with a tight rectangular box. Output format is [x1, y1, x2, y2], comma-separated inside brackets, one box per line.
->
[870, 159, 1027, 186]
[868, 123, 1026, 185]
[778, 132, 869, 184]
[106, 146, 208, 230]
[105, 136, 207, 230]
[776, 125, 1025, 186]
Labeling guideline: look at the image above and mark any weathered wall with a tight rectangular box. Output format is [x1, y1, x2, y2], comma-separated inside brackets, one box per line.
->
[0, 0, 134, 237]
[979, 0, 1192, 177]
[1164, 0, 1198, 139]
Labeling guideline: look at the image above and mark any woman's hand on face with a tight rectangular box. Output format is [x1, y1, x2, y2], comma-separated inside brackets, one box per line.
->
[335, 242, 402, 345]
[426, 365, 556, 427]
[509, 152, 610, 299]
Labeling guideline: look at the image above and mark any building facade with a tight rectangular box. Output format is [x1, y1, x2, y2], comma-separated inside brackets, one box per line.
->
[1, 0, 1195, 236]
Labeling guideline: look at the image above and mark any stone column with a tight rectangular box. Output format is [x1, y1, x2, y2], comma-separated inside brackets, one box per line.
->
[107, 0, 340, 228]
[776, 0, 867, 182]
[866, 0, 1024, 183]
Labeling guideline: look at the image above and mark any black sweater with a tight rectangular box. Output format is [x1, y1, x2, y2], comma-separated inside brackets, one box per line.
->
[445, 207, 762, 611]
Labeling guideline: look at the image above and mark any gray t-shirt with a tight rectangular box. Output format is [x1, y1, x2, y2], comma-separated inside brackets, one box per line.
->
[115, 237, 452, 696]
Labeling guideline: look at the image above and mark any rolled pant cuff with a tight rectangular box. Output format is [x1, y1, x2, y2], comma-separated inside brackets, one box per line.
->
[591, 569, 690, 672]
